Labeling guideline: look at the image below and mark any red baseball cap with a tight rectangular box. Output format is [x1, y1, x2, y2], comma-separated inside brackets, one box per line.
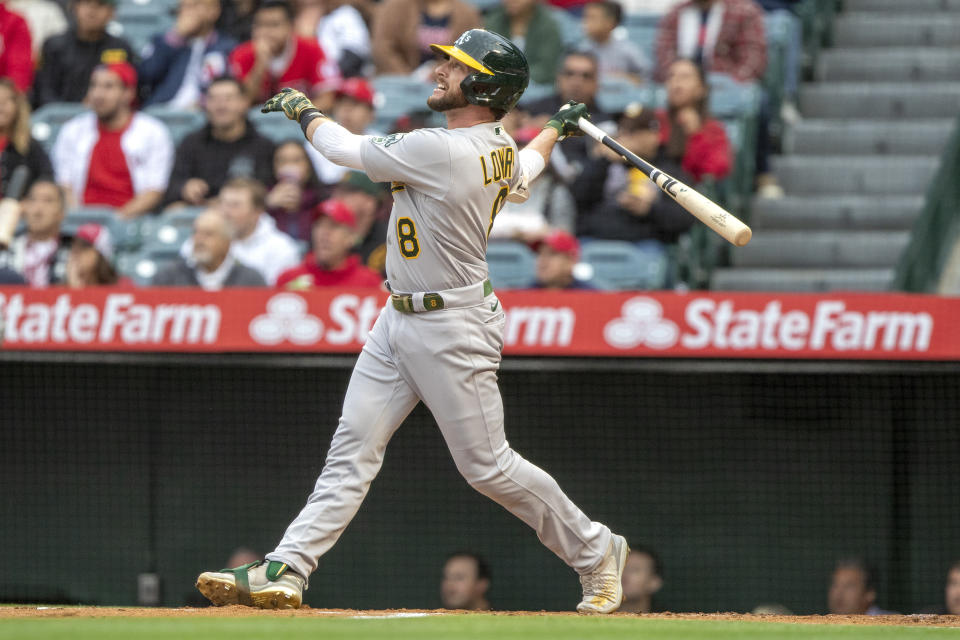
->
[335, 78, 375, 107]
[74, 223, 114, 261]
[97, 61, 138, 89]
[537, 230, 580, 260]
[316, 199, 357, 229]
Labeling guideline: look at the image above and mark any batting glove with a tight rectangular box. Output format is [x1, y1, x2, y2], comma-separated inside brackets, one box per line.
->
[262, 88, 319, 122]
[545, 100, 590, 140]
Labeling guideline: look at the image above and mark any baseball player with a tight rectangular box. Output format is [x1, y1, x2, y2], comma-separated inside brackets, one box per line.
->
[196, 29, 628, 614]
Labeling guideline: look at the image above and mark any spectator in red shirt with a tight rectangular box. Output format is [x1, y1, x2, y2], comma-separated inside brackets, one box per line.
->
[51, 62, 174, 218]
[0, 2, 33, 92]
[229, 0, 337, 108]
[654, 0, 766, 83]
[277, 199, 383, 289]
[656, 58, 731, 183]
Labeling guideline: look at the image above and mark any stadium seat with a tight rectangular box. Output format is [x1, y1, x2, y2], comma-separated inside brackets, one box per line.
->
[146, 221, 191, 252]
[108, 4, 174, 56]
[31, 103, 88, 152]
[550, 8, 584, 48]
[517, 82, 554, 108]
[143, 106, 205, 145]
[62, 207, 114, 237]
[596, 79, 656, 116]
[619, 18, 659, 67]
[486, 241, 536, 289]
[581, 240, 668, 290]
[247, 108, 302, 143]
[371, 75, 433, 131]
[125, 246, 182, 286]
[158, 206, 204, 233]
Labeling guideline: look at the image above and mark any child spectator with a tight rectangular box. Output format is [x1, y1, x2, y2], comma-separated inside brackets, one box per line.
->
[33, 0, 134, 107]
[0, 79, 53, 198]
[580, 1, 651, 84]
[276, 199, 383, 289]
[52, 63, 174, 218]
[139, 0, 236, 109]
[0, 1, 33, 92]
[656, 58, 731, 182]
[65, 223, 118, 288]
[229, 0, 338, 107]
[0, 179, 69, 287]
[533, 230, 592, 290]
[164, 76, 276, 208]
[485, 0, 564, 86]
[371, 0, 481, 76]
[266, 140, 325, 243]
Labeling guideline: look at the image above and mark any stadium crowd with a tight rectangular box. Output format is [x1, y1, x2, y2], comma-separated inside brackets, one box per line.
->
[0, 0, 808, 291]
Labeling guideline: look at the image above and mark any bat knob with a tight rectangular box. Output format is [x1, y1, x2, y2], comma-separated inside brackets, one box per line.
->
[734, 227, 753, 247]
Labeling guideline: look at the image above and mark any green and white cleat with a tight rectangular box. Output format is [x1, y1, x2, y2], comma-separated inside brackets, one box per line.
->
[576, 534, 629, 614]
[196, 560, 304, 609]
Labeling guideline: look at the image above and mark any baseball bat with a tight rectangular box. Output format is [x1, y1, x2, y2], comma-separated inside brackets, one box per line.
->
[577, 117, 752, 247]
[0, 166, 31, 248]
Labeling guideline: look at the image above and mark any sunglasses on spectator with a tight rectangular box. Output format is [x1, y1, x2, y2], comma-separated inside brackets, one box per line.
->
[561, 69, 596, 79]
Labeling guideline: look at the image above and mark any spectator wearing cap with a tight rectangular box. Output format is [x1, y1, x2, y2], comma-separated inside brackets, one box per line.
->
[33, 0, 134, 108]
[265, 139, 324, 242]
[580, 1, 651, 85]
[153, 208, 266, 289]
[229, 0, 338, 108]
[573, 105, 693, 248]
[534, 230, 592, 290]
[65, 223, 118, 288]
[657, 59, 731, 183]
[293, 0, 371, 78]
[0, 1, 32, 93]
[7, 0, 67, 61]
[654, 0, 766, 84]
[371, 0, 481, 76]
[331, 171, 388, 275]
[0, 78, 53, 198]
[52, 62, 174, 218]
[0, 179, 69, 287]
[305, 77, 378, 186]
[139, 0, 236, 109]
[485, 0, 563, 86]
[277, 199, 382, 289]
[164, 76, 276, 208]
[209, 176, 300, 285]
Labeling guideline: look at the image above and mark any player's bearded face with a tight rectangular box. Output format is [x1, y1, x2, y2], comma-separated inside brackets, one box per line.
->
[428, 59, 470, 112]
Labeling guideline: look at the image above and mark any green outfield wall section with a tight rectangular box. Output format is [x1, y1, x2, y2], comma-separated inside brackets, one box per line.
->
[2, 355, 958, 615]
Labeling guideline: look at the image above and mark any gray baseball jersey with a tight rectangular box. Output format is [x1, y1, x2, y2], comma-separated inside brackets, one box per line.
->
[360, 122, 525, 293]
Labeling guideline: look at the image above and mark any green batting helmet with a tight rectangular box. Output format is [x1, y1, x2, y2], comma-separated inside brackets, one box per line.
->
[430, 29, 529, 113]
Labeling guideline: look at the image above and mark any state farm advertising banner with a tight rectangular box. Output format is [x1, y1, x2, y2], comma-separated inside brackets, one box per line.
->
[0, 287, 955, 360]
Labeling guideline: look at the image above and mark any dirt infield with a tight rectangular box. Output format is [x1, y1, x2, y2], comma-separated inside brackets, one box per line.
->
[1, 606, 958, 627]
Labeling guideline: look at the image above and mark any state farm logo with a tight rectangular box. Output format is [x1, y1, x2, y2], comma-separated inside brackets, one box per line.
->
[249, 294, 323, 345]
[604, 297, 679, 350]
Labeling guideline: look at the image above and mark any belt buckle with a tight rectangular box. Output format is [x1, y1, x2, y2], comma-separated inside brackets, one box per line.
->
[422, 293, 444, 311]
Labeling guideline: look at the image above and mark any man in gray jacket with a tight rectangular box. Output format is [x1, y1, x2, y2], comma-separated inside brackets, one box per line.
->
[153, 208, 266, 289]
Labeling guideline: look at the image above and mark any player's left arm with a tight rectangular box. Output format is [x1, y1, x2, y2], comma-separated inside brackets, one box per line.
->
[509, 101, 589, 203]
[262, 88, 365, 170]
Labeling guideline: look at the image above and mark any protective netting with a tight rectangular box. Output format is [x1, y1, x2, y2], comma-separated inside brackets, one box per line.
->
[1, 355, 958, 614]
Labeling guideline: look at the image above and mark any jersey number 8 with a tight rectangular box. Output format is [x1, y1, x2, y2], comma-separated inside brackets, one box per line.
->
[397, 217, 420, 258]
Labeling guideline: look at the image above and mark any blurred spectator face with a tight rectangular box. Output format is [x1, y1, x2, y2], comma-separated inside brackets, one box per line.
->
[502, 0, 537, 18]
[666, 59, 707, 111]
[219, 185, 262, 239]
[205, 79, 250, 129]
[557, 54, 599, 104]
[253, 6, 293, 57]
[0, 82, 18, 131]
[273, 141, 312, 186]
[178, 0, 222, 31]
[334, 189, 377, 231]
[312, 212, 356, 269]
[582, 3, 616, 42]
[621, 551, 663, 604]
[87, 67, 134, 121]
[74, 0, 115, 37]
[191, 210, 233, 271]
[428, 56, 471, 112]
[536, 246, 575, 289]
[333, 96, 374, 135]
[946, 566, 960, 615]
[620, 126, 659, 159]
[828, 566, 875, 615]
[66, 244, 102, 288]
[441, 556, 489, 610]
[23, 181, 66, 239]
